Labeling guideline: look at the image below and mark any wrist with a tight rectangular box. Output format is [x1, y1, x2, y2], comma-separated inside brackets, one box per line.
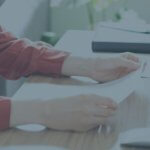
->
[10, 100, 44, 127]
[62, 56, 93, 77]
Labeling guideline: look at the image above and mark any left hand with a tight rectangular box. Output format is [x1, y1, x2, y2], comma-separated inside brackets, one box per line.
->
[89, 52, 140, 82]
[62, 52, 140, 82]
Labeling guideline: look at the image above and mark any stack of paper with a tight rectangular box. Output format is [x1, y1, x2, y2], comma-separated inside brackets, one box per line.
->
[13, 68, 142, 104]
[13, 67, 142, 132]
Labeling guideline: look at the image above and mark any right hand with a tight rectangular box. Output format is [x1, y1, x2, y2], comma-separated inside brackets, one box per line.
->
[40, 94, 118, 132]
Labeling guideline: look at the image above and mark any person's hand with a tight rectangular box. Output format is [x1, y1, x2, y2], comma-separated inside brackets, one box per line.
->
[62, 52, 140, 82]
[11, 95, 117, 132]
[40, 94, 117, 132]
[89, 52, 140, 82]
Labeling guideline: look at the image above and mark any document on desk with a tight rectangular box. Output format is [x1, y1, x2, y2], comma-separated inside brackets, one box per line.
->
[141, 61, 150, 78]
[85, 68, 142, 104]
[111, 128, 150, 150]
[13, 68, 142, 104]
[13, 67, 142, 132]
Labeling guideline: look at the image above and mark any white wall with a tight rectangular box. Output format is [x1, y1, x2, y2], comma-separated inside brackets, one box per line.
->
[49, 5, 88, 36]
[0, 0, 49, 96]
[50, 5, 89, 37]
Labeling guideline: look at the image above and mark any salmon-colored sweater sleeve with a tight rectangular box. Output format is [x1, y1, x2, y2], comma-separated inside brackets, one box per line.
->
[0, 97, 11, 130]
[0, 26, 70, 130]
[0, 26, 69, 79]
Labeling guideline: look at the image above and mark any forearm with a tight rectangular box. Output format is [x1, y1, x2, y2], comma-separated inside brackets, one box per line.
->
[62, 56, 93, 77]
[0, 98, 45, 130]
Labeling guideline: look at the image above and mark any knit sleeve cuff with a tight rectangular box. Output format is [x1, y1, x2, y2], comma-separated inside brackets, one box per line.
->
[0, 97, 11, 130]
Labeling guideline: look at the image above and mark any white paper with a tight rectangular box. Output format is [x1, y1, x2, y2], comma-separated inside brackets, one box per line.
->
[13, 68, 142, 104]
[141, 61, 150, 78]
[120, 128, 150, 144]
[111, 128, 150, 150]
[13, 67, 142, 132]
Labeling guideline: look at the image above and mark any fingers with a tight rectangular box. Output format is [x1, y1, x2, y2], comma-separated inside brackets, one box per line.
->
[112, 53, 141, 79]
[81, 95, 117, 124]
[89, 106, 116, 117]
[85, 96, 117, 117]
[83, 108, 116, 127]
[121, 52, 139, 63]
[78, 110, 115, 131]
[89, 95, 118, 109]
[121, 52, 141, 71]
[118, 57, 140, 71]
[79, 95, 118, 123]
[87, 116, 107, 126]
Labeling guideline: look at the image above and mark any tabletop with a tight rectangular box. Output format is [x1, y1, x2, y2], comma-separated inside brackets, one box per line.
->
[1, 30, 150, 150]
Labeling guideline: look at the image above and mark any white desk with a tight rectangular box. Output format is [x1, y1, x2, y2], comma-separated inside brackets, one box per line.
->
[1, 30, 150, 150]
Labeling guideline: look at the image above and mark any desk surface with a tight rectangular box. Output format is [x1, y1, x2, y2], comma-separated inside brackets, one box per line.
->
[1, 30, 150, 150]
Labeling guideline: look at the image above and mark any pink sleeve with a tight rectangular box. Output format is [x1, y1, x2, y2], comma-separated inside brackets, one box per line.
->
[0, 26, 70, 80]
[0, 97, 11, 130]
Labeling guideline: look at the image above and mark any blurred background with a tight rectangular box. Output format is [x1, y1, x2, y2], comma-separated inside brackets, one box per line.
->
[0, 0, 149, 96]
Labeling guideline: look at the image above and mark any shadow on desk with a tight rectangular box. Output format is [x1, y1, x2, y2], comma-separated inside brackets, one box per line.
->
[27, 75, 97, 86]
